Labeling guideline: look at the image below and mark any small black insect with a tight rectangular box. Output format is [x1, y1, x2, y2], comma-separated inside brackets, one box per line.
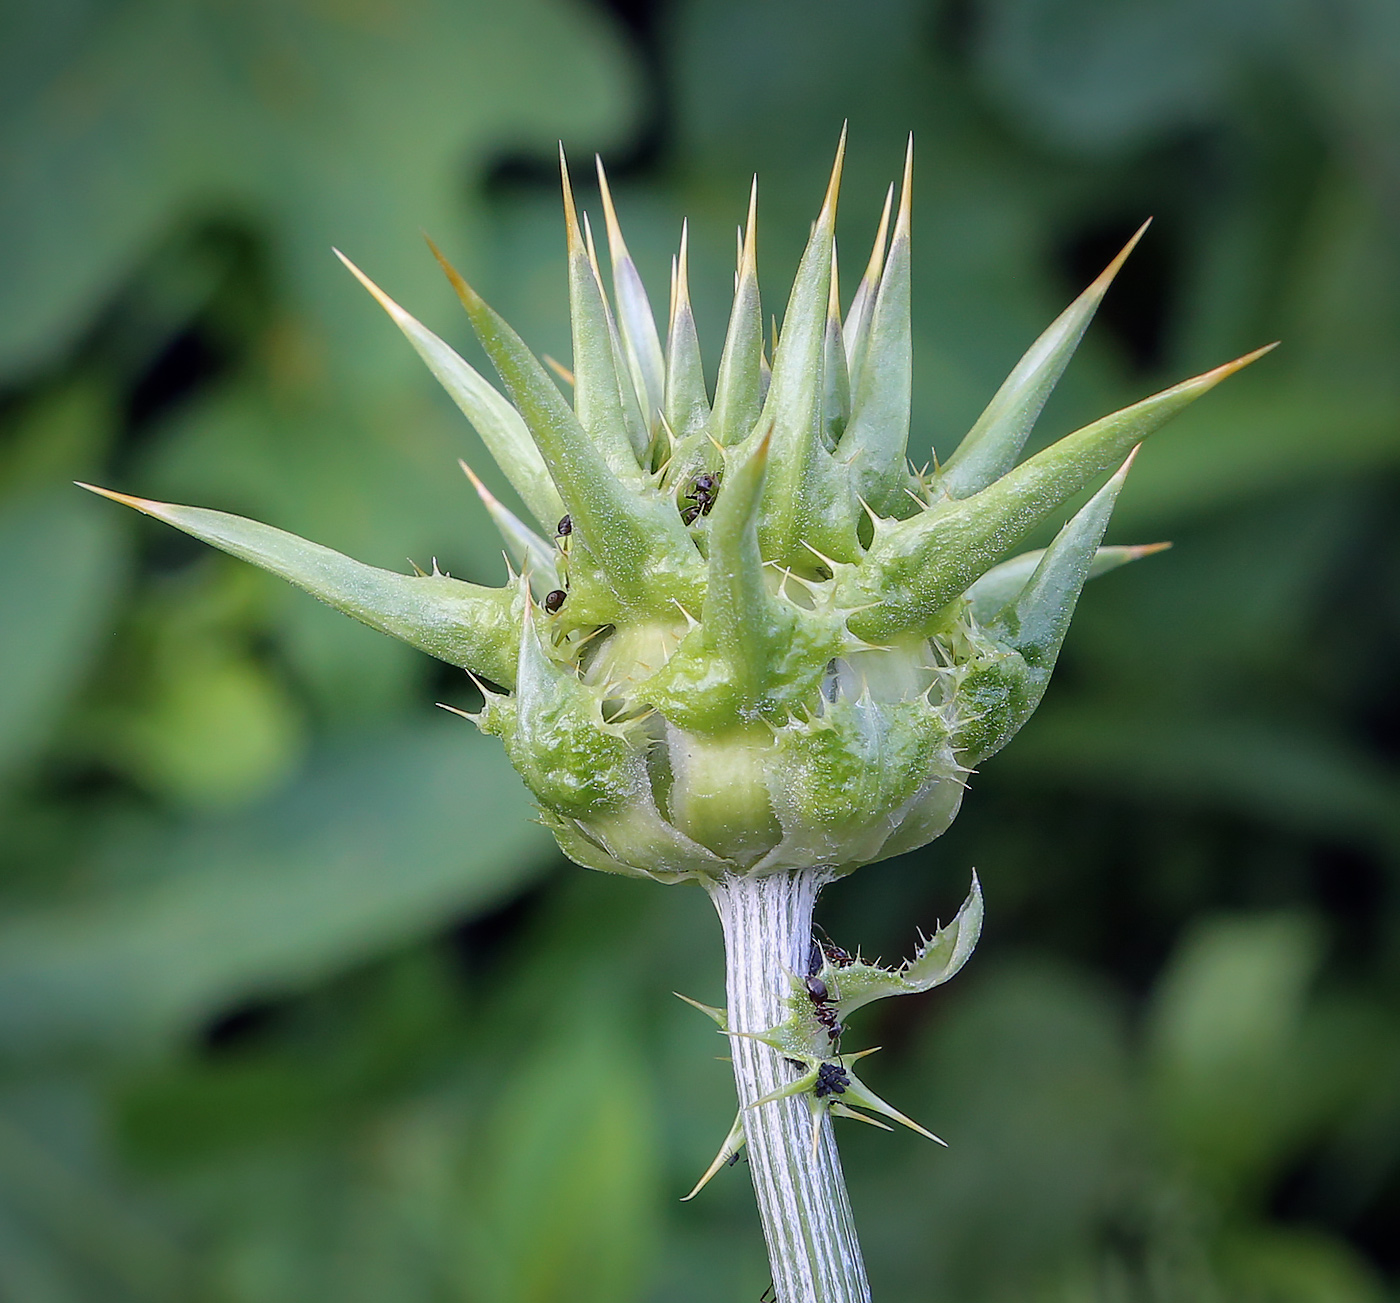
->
[543, 589, 567, 613]
[813, 1061, 850, 1099]
[804, 972, 843, 1044]
[813, 924, 855, 969]
[556, 514, 572, 537]
[725, 1149, 748, 1168]
[822, 941, 855, 967]
[680, 472, 720, 525]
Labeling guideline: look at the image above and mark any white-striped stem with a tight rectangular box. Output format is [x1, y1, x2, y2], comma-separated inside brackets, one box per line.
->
[707, 870, 871, 1303]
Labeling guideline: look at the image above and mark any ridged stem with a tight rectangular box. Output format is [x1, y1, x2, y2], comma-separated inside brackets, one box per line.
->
[706, 870, 871, 1303]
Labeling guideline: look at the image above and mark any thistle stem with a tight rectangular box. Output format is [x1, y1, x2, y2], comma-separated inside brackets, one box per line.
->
[707, 870, 871, 1303]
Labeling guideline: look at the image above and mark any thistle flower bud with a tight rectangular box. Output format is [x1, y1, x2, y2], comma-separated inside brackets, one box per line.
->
[82, 134, 1271, 887]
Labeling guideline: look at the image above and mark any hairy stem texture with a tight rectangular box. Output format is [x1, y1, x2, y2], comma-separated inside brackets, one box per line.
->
[708, 870, 871, 1303]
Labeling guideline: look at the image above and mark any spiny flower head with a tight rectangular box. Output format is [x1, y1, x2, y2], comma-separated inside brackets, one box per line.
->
[84, 131, 1271, 884]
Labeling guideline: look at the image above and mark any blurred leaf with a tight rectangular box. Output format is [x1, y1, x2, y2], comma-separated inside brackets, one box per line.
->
[974, 0, 1248, 153]
[1146, 914, 1324, 1200]
[0, 490, 129, 789]
[413, 873, 667, 1303]
[0, 1085, 184, 1303]
[0, 0, 640, 381]
[100, 641, 304, 810]
[1219, 1226, 1388, 1303]
[1117, 384, 1400, 533]
[177, 1091, 480, 1303]
[475, 1015, 659, 1303]
[997, 707, 1400, 856]
[141, 358, 518, 585]
[86, 562, 307, 810]
[116, 947, 469, 1167]
[864, 963, 1134, 1300]
[1069, 490, 1355, 679]
[0, 721, 552, 1057]
[0, 383, 115, 497]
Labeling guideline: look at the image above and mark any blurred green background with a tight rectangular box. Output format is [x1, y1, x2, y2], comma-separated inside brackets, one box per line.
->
[3, 0, 1399, 1298]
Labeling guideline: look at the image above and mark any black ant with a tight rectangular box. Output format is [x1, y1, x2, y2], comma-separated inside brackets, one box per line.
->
[813, 923, 855, 969]
[680, 472, 720, 525]
[547, 518, 575, 612]
[804, 935, 844, 1044]
[804, 978, 843, 1046]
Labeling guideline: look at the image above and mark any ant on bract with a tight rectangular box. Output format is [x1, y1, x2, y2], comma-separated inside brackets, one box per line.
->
[680, 471, 720, 525]
[804, 938, 844, 1045]
[812, 923, 855, 968]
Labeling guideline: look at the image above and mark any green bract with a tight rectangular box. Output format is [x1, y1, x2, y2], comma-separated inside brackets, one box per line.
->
[83, 133, 1270, 885]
